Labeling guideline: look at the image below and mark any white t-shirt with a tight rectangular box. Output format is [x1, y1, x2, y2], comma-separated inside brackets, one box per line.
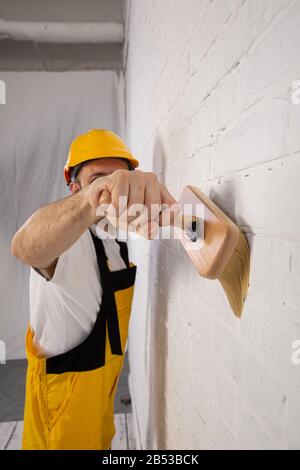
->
[29, 224, 127, 358]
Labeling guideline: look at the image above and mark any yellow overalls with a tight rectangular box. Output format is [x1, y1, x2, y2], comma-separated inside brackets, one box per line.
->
[22, 229, 137, 450]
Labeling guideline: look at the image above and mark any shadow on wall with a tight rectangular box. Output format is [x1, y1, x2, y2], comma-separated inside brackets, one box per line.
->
[144, 134, 169, 450]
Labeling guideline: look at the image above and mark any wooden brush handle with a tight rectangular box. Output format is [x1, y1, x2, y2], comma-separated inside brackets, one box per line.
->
[180, 185, 240, 279]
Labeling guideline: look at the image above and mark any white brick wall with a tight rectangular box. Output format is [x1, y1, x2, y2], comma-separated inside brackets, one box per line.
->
[125, 0, 300, 449]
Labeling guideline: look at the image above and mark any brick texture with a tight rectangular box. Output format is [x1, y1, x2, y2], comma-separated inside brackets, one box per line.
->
[125, 0, 300, 450]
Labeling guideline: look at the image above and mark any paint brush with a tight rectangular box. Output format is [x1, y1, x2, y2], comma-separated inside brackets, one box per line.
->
[177, 185, 250, 317]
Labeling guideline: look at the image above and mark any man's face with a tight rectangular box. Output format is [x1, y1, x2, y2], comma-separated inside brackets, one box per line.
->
[69, 157, 129, 194]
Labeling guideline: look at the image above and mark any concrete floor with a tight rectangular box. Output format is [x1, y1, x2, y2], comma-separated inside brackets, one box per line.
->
[0, 360, 26, 422]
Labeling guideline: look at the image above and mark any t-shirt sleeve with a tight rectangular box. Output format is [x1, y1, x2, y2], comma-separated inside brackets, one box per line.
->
[32, 250, 69, 284]
[48, 247, 71, 285]
[31, 230, 99, 288]
[32, 266, 53, 281]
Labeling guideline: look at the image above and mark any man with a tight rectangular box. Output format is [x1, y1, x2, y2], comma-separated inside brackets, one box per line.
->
[11, 129, 176, 450]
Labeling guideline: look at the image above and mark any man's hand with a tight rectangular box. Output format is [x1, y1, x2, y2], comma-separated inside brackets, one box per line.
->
[86, 169, 179, 239]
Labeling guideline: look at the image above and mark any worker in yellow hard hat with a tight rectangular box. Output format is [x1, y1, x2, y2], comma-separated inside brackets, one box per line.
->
[11, 129, 177, 450]
[64, 128, 140, 185]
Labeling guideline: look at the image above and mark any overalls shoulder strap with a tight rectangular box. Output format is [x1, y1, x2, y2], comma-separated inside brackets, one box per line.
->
[45, 230, 135, 374]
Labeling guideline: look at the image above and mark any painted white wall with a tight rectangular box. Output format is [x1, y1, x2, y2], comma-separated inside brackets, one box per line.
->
[125, 0, 300, 450]
[0, 70, 125, 359]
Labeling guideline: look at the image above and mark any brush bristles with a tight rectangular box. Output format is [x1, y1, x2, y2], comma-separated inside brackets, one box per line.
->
[218, 230, 250, 317]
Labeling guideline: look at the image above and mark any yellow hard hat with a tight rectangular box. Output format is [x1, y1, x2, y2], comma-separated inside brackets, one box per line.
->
[64, 129, 139, 184]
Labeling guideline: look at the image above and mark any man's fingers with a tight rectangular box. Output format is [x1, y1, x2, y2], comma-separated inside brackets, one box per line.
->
[136, 220, 159, 239]
[127, 173, 145, 222]
[89, 171, 180, 232]
[127, 204, 148, 227]
[89, 178, 109, 209]
[144, 179, 162, 221]
[159, 183, 177, 206]
[158, 184, 180, 226]
[99, 190, 111, 205]
[107, 177, 129, 217]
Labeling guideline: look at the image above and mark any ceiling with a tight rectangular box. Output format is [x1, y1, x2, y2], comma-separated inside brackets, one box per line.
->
[0, 0, 128, 71]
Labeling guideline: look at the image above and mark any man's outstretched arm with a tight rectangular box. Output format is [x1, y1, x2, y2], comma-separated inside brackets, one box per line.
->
[11, 184, 95, 277]
[11, 169, 177, 277]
